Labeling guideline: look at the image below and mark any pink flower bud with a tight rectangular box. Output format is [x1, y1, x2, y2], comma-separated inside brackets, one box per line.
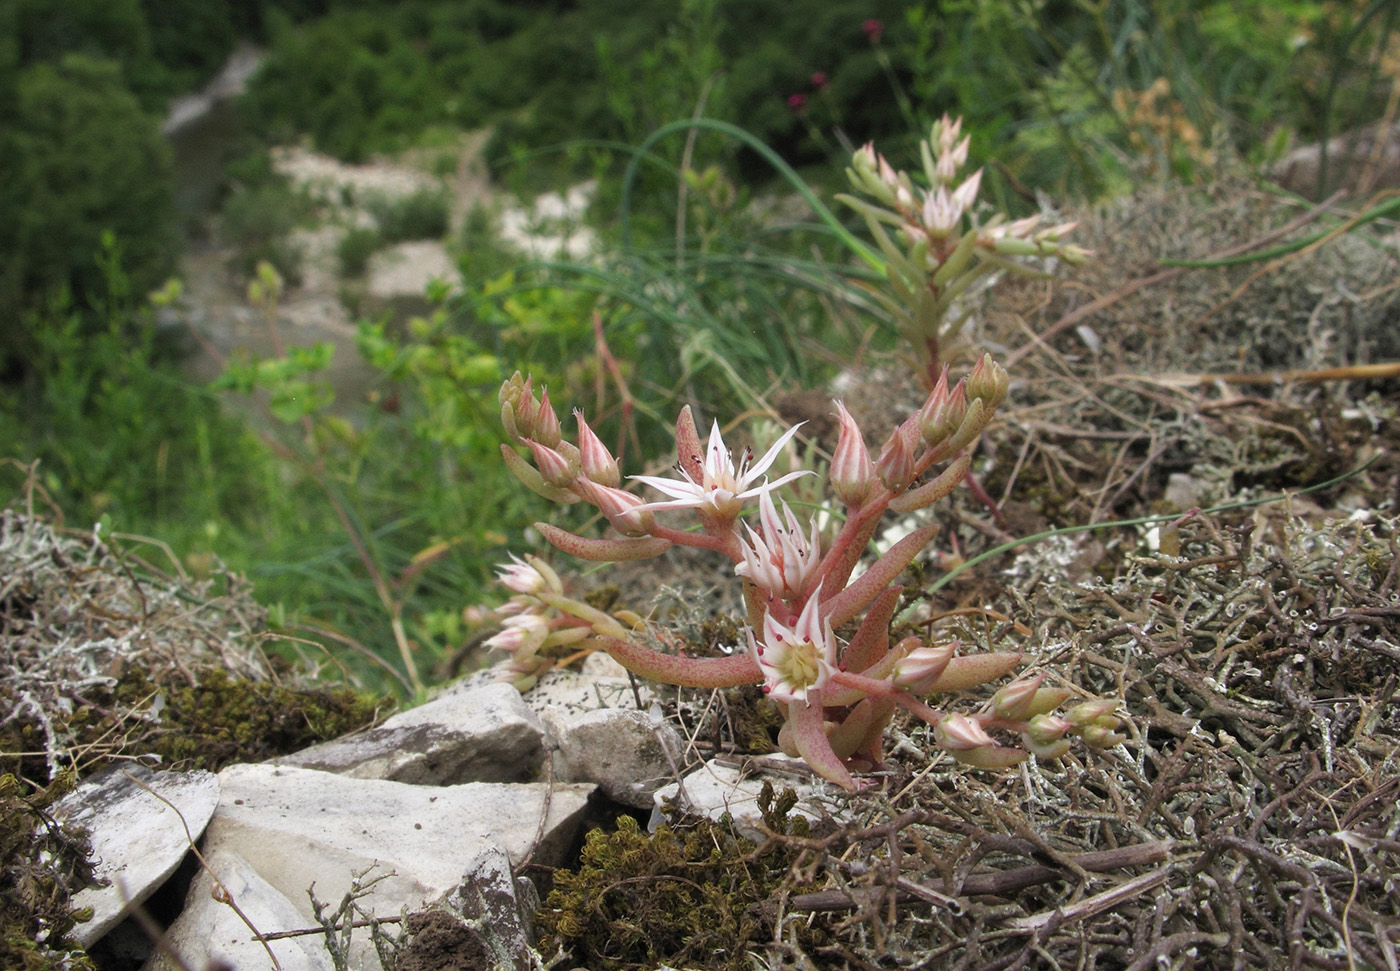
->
[876, 154, 899, 190]
[787, 93, 808, 113]
[580, 481, 656, 537]
[874, 418, 919, 493]
[810, 71, 828, 89]
[991, 674, 1044, 720]
[934, 132, 971, 183]
[495, 553, 559, 596]
[1065, 699, 1119, 727]
[829, 401, 875, 506]
[1024, 713, 1073, 747]
[934, 712, 997, 751]
[484, 612, 549, 658]
[916, 369, 969, 447]
[862, 18, 883, 42]
[965, 354, 1009, 410]
[852, 142, 878, 176]
[525, 439, 579, 488]
[1060, 243, 1092, 265]
[534, 389, 563, 448]
[574, 410, 621, 488]
[934, 115, 963, 155]
[499, 372, 538, 442]
[894, 640, 954, 691]
[921, 186, 959, 237]
[1080, 722, 1128, 749]
[950, 168, 982, 215]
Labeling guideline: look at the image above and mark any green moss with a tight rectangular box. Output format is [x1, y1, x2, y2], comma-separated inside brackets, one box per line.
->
[722, 685, 784, 755]
[0, 772, 98, 971]
[1, 667, 385, 784]
[539, 783, 817, 971]
[121, 667, 384, 772]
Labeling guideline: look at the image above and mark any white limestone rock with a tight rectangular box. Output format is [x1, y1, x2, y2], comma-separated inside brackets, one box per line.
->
[364, 240, 459, 320]
[51, 764, 220, 947]
[545, 706, 685, 808]
[441, 657, 654, 718]
[144, 849, 333, 971]
[276, 681, 545, 784]
[187, 763, 592, 970]
[652, 758, 840, 841]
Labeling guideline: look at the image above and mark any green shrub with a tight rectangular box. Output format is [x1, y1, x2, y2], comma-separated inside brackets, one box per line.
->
[219, 180, 313, 284]
[0, 240, 275, 556]
[366, 188, 450, 242]
[220, 180, 312, 246]
[0, 55, 178, 375]
[337, 225, 384, 277]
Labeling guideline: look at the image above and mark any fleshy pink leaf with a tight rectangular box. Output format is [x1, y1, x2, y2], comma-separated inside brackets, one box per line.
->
[535, 523, 671, 561]
[788, 696, 857, 791]
[592, 635, 761, 688]
[675, 405, 704, 483]
[926, 652, 1023, 693]
[500, 444, 579, 503]
[826, 698, 874, 760]
[840, 585, 901, 674]
[822, 525, 939, 628]
[888, 451, 971, 513]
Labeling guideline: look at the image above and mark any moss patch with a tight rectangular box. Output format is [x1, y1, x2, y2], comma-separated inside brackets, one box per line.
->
[540, 784, 819, 971]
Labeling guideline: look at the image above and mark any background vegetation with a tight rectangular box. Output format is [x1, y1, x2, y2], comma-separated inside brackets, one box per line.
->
[0, 0, 1394, 696]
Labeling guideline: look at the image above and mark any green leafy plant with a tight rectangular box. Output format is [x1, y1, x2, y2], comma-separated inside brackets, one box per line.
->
[0, 237, 270, 554]
[0, 54, 178, 370]
[366, 188, 451, 243]
[337, 225, 384, 278]
[837, 115, 1088, 380]
[219, 178, 315, 285]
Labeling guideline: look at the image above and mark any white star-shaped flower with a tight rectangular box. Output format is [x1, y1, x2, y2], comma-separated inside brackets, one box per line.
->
[735, 490, 822, 600]
[632, 420, 811, 520]
[745, 592, 838, 706]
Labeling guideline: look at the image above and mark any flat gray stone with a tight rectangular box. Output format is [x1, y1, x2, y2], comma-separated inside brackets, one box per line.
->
[652, 758, 838, 841]
[51, 764, 219, 947]
[440, 657, 653, 718]
[276, 681, 545, 784]
[440, 844, 538, 971]
[546, 706, 685, 807]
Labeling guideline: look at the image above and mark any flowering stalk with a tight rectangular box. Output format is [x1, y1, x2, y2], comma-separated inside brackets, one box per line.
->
[837, 115, 1090, 384]
[487, 359, 1121, 791]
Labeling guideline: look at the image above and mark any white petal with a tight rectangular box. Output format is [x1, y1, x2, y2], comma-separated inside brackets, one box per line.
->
[630, 473, 703, 501]
[742, 422, 806, 485]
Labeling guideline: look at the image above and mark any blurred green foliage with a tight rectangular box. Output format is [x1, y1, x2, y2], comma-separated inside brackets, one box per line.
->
[0, 55, 178, 375]
[366, 188, 452, 242]
[338, 225, 385, 277]
[218, 175, 316, 284]
[0, 239, 271, 554]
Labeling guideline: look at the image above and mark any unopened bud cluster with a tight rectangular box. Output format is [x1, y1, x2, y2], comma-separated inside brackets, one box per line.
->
[839, 115, 1090, 380]
[481, 553, 629, 691]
